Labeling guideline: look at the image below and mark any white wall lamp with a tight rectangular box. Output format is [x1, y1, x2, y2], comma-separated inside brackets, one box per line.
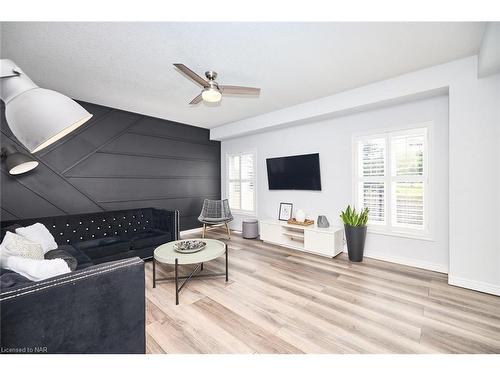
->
[1, 145, 39, 175]
[0, 59, 93, 153]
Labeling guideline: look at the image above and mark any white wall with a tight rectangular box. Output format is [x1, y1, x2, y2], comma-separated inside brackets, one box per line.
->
[478, 22, 500, 77]
[215, 56, 500, 295]
[448, 71, 500, 294]
[221, 95, 449, 272]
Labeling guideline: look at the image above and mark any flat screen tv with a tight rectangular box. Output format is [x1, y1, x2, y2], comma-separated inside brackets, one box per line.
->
[266, 153, 321, 190]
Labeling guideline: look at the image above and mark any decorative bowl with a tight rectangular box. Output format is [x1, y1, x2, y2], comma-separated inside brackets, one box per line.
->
[173, 240, 206, 253]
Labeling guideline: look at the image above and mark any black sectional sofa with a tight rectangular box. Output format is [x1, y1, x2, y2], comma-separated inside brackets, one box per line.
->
[1, 207, 180, 265]
[0, 207, 179, 354]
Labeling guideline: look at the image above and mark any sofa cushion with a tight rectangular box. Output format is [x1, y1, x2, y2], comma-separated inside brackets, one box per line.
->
[133, 247, 156, 260]
[78, 239, 132, 261]
[45, 249, 78, 271]
[16, 223, 58, 253]
[0, 270, 32, 289]
[91, 250, 138, 265]
[202, 217, 227, 222]
[56, 244, 93, 270]
[1, 267, 14, 275]
[4, 256, 70, 282]
[1, 231, 44, 266]
[126, 230, 171, 250]
[3, 223, 22, 233]
[72, 236, 121, 251]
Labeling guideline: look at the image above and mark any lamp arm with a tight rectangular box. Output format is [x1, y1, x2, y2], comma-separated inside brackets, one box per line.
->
[0, 59, 38, 103]
[1, 60, 21, 78]
[0, 71, 20, 79]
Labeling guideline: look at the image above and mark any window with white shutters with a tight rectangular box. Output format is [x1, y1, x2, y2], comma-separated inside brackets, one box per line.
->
[227, 152, 256, 214]
[354, 127, 428, 236]
[391, 132, 425, 229]
[357, 138, 386, 224]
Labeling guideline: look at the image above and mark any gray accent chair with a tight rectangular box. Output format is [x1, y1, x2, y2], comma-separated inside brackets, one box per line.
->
[198, 199, 233, 239]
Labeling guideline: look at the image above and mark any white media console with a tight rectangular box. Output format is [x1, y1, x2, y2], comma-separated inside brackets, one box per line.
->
[259, 218, 344, 258]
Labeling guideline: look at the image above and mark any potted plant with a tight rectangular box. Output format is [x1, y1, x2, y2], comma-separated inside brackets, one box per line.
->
[340, 205, 369, 262]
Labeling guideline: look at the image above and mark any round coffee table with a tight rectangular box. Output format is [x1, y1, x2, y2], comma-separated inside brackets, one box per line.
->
[153, 239, 228, 305]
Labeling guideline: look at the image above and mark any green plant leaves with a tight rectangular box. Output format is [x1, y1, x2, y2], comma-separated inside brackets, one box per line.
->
[340, 205, 369, 226]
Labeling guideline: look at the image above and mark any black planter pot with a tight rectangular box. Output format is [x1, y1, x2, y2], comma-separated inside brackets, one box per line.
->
[344, 224, 367, 262]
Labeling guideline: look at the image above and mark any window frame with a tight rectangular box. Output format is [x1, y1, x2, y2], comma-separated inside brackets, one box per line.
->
[225, 150, 257, 216]
[352, 123, 432, 240]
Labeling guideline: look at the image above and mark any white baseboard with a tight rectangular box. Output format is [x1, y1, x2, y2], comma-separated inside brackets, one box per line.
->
[180, 227, 203, 236]
[448, 275, 500, 296]
[343, 248, 448, 273]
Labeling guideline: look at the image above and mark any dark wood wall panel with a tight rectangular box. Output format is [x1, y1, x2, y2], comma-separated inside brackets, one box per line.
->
[102, 133, 219, 160]
[128, 116, 210, 142]
[35, 101, 114, 157]
[1, 136, 103, 214]
[41, 111, 142, 173]
[69, 177, 220, 202]
[100, 196, 216, 218]
[181, 215, 203, 230]
[0, 100, 221, 230]
[66, 153, 219, 178]
[0, 136, 104, 216]
[1, 171, 66, 218]
[1, 208, 18, 221]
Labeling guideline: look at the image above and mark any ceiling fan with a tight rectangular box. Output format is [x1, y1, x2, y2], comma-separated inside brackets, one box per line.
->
[173, 63, 261, 104]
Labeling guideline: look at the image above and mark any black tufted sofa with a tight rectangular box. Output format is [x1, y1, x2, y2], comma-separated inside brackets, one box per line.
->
[1, 258, 146, 353]
[0, 207, 179, 353]
[0, 207, 179, 265]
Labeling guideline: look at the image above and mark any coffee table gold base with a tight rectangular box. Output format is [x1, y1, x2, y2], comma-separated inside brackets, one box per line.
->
[153, 245, 228, 305]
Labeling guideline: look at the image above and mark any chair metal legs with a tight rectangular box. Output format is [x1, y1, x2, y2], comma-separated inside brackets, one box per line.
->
[202, 223, 206, 238]
[224, 222, 231, 239]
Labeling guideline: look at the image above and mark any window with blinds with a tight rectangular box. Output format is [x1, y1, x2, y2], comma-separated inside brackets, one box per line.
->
[357, 138, 386, 224]
[227, 152, 256, 213]
[355, 127, 428, 235]
[391, 133, 425, 229]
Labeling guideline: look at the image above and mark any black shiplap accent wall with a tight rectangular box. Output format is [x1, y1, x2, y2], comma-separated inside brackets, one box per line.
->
[0, 101, 221, 230]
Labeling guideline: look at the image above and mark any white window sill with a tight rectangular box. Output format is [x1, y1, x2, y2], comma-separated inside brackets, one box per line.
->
[367, 228, 434, 242]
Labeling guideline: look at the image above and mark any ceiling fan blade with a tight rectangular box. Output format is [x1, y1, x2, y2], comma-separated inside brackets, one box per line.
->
[220, 85, 261, 95]
[189, 93, 203, 105]
[173, 63, 208, 87]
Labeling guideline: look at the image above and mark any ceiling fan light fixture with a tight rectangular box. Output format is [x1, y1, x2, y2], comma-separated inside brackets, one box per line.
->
[201, 88, 222, 103]
[174, 64, 260, 105]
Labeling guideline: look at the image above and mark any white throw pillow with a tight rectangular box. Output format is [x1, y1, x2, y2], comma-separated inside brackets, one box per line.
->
[16, 223, 58, 254]
[5, 256, 70, 281]
[0, 231, 44, 266]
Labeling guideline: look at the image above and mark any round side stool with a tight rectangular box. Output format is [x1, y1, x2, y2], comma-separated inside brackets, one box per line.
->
[242, 219, 259, 239]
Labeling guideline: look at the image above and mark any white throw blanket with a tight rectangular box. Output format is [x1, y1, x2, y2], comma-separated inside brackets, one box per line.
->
[5, 256, 71, 282]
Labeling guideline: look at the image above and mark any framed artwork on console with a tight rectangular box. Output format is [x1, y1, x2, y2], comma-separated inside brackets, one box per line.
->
[278, 202, 293, 221]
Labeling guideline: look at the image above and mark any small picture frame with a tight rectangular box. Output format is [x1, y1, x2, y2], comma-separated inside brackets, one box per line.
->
[279, 202, 293, 221]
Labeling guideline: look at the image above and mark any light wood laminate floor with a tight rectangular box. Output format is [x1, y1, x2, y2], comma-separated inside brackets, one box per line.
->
[145, 229, 500, 354]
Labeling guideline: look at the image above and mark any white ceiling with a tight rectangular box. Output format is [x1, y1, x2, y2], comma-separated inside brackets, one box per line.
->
[0, 22, 486, 129]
